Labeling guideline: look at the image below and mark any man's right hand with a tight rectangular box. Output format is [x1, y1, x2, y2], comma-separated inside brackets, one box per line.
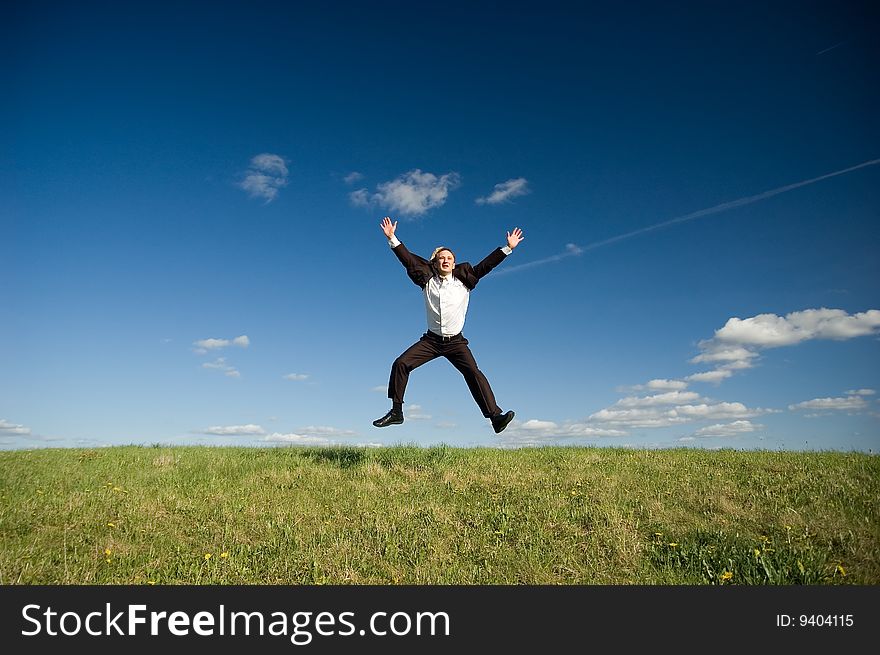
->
[381, 216, 398, 238]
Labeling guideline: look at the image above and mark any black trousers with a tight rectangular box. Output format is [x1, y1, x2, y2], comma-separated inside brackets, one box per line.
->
[387, 332, 501, 418]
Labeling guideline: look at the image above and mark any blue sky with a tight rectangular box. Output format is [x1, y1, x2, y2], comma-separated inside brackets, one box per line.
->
[3, 0, 879, 452]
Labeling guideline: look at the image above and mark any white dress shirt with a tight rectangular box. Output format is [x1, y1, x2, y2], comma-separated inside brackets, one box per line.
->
[425, 272, 469, 336]
[388, 235, 511, 336]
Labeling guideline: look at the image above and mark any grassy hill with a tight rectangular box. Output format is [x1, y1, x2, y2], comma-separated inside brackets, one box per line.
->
[1, 445, 877, 584]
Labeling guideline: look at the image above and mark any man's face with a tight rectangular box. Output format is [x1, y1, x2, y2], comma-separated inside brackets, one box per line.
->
[435, 250, 455, 274]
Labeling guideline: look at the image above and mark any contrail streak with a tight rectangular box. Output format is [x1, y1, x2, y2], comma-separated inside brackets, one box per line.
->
[496, 158, 880, 276]
[816, 40, 848, 55]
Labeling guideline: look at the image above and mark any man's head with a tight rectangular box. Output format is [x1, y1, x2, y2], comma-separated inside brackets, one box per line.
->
[430, 246, 455, 276]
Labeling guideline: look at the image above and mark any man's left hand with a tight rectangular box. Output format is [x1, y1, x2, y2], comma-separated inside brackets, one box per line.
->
[506, 227, 524, 250]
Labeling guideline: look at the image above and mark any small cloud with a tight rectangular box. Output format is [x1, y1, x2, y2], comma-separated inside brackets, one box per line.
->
[193, 335, 249, 353]
[351, 169, 460, 217]
[500, 418, 627, 443]
[623, 379, 689, 392]
[789, 396, 868, 411]
[239, 153, 289, 203]
[613, 391, 703, 408]
[589, 394, 775, 430]
[476, 177, 530, 205]
[262, 432, 332, 446]
[199, 424, 266, 436]
[202, 357, 240, 378]
[686, 370, 733, 385]
[0, 419, 31, 435]
[349, 188, 371, 207]
[520, 419, 559, 431]
[296, 426, 358, 437]
[406, 404, 432, 420]
[343, 171, 364, 185]
[845, 388, 875, 396]
[283, 373, 309, 381]
[693, 420, 762, 438]
[690, 345, 759, 367]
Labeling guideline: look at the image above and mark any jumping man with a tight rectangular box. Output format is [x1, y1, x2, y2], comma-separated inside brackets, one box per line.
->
[373, 216, 524, 434]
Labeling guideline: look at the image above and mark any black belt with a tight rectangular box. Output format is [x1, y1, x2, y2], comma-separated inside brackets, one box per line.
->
[426, 331, 461, 342]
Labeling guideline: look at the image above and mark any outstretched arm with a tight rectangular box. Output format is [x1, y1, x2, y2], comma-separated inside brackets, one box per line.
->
[506, 227, 524, 250]
[470, 227, 525, 281]
[382, 216, 429, 287]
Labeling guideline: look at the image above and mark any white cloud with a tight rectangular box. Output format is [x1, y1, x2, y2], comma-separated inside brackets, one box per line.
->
[349, 188, 371, 207]
[646, 379, 689, 391]
[520, 419, 559, 431]
[262, 432, 333, 446]
[283, 373, 309, 381]
[589, 399, 773, 430]
[239, 153, 289, 202]
[686, 370, 733, 384]
[296, 426, 357, 437]
[621, 379, 689, 393]
[613, 391, 702, 407]
[693, 420, 762, 438]
[475, 177, 529, 205]
[406, 404, 432, 420]
[0, 419, 31, 435]
[789, 396, 868, 411]
[343, 171, 364, 185]
[351, 169, 460, 217]
[688, 308, 880, 386]
[193, 335, 249, 354]
[255, 425, 360, 445]
[845, 388, 876, 396]
[712, 308, 880, 347]
[200, 424, 266, 435]
[690, 345, 759, 366]
[501, 418, 627, 441]
[202, 357, 240, 378]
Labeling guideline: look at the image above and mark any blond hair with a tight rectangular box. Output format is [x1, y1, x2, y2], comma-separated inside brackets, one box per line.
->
[430, 246, 455, 262]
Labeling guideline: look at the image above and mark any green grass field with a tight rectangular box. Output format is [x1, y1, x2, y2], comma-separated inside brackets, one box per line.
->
[1, 445, 877, 585]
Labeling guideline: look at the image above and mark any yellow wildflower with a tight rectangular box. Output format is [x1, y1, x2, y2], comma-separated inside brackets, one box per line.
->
[220, 552, 229, 559]
[837, 564, 846, 576]
[720, 571, 733, 581]
[204, 553, 212, 560]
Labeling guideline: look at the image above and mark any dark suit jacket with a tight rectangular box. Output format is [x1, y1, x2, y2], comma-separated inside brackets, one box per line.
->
[391, 242, 508, 291]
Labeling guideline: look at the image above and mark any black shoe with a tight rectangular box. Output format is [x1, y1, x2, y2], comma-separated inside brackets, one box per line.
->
[373, 408, 404, 428]
[491, 410, 515, 434]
